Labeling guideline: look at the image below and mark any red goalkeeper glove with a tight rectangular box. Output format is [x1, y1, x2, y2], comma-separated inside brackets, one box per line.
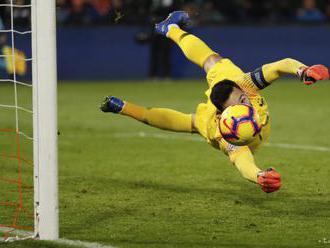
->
[257, 168, 281, 193]
[297, 64, 329, 85]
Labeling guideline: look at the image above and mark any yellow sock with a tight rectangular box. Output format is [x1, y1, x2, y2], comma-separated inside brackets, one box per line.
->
[121, 102, 192, 133]
[167, 27, 217, 68]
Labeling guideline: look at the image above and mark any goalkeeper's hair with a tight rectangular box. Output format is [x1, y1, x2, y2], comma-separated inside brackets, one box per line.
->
[210, 80, 241, 112]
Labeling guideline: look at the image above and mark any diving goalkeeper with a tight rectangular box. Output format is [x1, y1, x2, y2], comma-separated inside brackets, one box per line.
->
[100, 11, 329, 193]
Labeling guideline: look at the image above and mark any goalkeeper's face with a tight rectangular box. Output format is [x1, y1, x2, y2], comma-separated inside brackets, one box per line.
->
[223, 87, 252, 109]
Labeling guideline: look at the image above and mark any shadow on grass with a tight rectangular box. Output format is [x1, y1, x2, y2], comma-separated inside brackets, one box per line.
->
[60, 177, 329, 248]
[102, 177, 330, 217]
[63, 175, 330, 218]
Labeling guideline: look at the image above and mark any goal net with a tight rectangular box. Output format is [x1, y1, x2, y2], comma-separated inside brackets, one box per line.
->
[0, 0, 58, 241]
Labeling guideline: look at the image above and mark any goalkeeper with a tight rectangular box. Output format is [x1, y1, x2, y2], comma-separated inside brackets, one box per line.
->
[100, 11, 329, 193]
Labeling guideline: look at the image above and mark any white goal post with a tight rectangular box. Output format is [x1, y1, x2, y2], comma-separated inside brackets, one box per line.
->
[32, 0, 59, 240]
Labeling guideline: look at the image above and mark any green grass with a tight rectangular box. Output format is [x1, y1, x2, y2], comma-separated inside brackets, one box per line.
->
[1, 79, 330, 248]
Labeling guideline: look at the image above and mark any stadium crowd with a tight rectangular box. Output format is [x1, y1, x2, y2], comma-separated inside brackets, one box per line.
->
[0, 0, 329, 28]
[56, 0, 330, 25]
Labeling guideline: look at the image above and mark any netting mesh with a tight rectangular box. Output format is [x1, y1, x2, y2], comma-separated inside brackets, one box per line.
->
[0, 0, 34, 240]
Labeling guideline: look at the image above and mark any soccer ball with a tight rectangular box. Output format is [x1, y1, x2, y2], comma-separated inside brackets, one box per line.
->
[219, 104, 262, 146]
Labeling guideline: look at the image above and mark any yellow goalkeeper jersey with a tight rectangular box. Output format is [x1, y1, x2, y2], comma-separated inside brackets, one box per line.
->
[195, 59, 271, 154]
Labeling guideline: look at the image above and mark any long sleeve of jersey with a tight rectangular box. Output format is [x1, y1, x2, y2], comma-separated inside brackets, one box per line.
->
[247, 58, 306, 91]
[262, 58, 306, 83]
[228, 146, 261, 183]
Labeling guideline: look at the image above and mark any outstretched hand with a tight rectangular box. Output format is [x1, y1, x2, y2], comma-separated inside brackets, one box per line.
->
[257, 168, 281, 193]
[298, 65, 329, 85]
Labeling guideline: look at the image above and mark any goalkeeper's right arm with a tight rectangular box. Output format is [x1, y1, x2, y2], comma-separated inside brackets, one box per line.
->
[254, 58, 329, 88]
[261, 58, 306, 83]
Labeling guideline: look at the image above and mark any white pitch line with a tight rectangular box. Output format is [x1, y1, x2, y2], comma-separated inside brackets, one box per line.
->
[0, 228, 116, 247]
[113, 131, 203, 142]
[263, 142, 330, 152]
[0, 227, 34, 242]
[56, 239, 117, 248]
[112, 132, 330, 152]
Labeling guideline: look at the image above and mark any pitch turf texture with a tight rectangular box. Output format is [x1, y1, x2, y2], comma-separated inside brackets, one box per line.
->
[1, 79, 330, 248]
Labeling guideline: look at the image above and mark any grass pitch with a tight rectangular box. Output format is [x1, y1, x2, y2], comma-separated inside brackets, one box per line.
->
[1, 79, 330, 248]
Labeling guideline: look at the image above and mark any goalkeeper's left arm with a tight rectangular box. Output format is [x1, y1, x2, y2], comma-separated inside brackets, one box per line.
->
[222, 142, 282, 193]
[251, 58, 329, 89]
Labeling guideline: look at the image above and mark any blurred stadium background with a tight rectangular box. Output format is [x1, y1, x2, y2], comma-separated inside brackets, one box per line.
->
[0, 0, 329, 80]
[0, 0, 330, 248]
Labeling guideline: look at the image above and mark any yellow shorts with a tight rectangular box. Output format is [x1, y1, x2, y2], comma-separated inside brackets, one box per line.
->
[195, 99, 271, 153]
[194, 58, 270, 153]
[195, 59, 244, 144]
[205, 58, 245, 89]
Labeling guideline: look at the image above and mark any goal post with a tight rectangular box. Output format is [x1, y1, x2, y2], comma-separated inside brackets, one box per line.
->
[0, 0, 58, 241]
[32, 0, 59, 240]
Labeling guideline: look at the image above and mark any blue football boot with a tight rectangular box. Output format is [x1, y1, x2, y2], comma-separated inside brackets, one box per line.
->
[100, 96, 124, 113]
[155, 11, 190, 36]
